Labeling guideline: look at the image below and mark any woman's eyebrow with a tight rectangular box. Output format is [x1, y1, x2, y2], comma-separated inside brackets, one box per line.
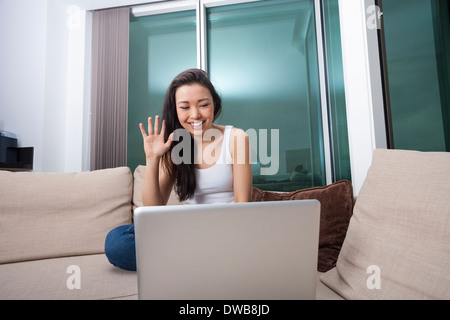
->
[177, 98, 210, 105]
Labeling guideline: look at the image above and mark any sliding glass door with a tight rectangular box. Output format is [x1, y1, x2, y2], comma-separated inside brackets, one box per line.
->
[380, 0, 450, 151]
[207, 0, 324, 190]
[127, 0, 350, 191]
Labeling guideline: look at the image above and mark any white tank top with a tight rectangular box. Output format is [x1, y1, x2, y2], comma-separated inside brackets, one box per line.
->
[184, 125, 234, 204]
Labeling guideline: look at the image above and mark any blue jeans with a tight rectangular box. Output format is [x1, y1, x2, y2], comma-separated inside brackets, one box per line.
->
[104, 224, 136, 271]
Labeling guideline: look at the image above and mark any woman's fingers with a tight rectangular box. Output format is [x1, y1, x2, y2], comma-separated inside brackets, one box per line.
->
[139, 122, 147, 138]
[141, 116, 164, 137]
[154, 115, 160, 135]
[147, 117, 153, 135]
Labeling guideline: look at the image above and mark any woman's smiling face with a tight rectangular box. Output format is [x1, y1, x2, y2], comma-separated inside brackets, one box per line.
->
[175, 83, 215, 137]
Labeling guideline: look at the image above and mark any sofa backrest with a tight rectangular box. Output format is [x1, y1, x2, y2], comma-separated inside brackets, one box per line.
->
[0, 167, 133, 264]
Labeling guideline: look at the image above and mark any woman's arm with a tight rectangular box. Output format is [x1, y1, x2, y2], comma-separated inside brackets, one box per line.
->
[142, 158, 174, 206]
[139, 116, 174, 206]
[230, 128, 252, 203]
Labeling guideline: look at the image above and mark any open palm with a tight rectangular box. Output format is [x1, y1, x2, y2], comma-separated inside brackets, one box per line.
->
[139, 116, 173, 160]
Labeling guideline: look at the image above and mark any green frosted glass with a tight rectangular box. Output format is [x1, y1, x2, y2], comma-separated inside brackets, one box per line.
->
[207, 0, 326, 191]
[383, 0, 450, 151]
[127, 10, 197, 173]
[322, 0, 351, 182]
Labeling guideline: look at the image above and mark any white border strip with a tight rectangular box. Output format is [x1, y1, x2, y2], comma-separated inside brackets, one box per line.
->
[131, 0, 197, 17]
[338, 0, 386, 195]
[198, 1, 207, 70]
[196, 1, 202, 69]
[314, 0, 333, 186]
[202, 0, 261, 8]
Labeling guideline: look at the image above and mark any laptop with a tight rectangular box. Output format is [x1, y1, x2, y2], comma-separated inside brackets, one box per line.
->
[134, 199, 320, 300]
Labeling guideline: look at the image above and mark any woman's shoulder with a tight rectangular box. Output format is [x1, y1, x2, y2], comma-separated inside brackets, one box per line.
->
[229, 127, 249, 152]
[211, 125, 248, 141]
[228, 126, 250, 163]
[230, 126, 248, 139]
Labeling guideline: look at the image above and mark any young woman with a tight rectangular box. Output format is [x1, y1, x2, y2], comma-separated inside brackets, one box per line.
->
[105, 68, 252, 271]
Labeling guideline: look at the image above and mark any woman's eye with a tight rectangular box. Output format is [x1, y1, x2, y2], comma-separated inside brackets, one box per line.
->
[200, 104, 209, 108]
[179, 106, 189, 110]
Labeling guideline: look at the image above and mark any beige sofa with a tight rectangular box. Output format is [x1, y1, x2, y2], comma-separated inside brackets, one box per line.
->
[0, 149, 449, 300]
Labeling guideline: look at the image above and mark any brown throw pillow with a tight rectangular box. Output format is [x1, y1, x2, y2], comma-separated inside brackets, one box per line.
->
[251, 180, 354, 272]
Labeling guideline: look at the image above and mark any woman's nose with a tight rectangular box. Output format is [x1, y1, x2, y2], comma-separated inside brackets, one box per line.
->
[190, 107, 201, 119]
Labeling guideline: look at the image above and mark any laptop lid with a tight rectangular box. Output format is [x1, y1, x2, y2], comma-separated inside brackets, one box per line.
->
[134, 200, 320, 300]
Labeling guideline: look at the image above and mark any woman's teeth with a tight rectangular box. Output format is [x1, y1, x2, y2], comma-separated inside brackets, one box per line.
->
[190, 121, 204, 129]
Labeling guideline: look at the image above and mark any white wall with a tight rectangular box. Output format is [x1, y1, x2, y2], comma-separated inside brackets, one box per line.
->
[0, 0, 85, 172]
[42, 0, 70, 172]
[0, 0, 48, 172]
[0, 0, 163, 172]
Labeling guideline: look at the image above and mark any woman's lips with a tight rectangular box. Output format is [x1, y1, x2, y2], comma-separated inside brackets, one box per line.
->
[189, 120, 205, 130]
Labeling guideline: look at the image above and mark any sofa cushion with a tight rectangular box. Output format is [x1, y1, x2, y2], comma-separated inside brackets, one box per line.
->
[0, 254, 137, 299]
[315, 272, 344, 300]
[320, 149, 450, 299]
[0, 167, 133, 264]
[251, 180, 354, 272]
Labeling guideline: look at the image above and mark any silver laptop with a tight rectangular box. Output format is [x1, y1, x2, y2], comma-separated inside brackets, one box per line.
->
[134, 200, 320, 300]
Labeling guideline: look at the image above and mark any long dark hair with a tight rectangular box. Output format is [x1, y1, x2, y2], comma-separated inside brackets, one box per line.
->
[161, 68, 222, 201]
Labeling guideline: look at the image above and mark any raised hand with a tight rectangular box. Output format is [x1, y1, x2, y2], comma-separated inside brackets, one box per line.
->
[139, 115, 173, 160]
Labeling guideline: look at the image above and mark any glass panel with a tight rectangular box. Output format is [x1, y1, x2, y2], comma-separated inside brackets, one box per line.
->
[127, 10, 197, 172]
[382, 0, 450, 151]
[207, 0, 325, 191]
[322, 0, 351, 182]
[431, 0, 450, 150]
